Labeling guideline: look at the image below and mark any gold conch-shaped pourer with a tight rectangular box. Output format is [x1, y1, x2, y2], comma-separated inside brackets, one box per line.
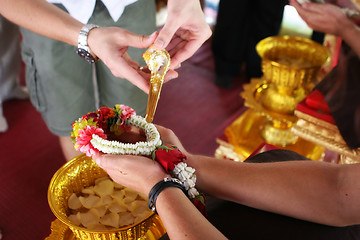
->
[143, 47, 171, 123]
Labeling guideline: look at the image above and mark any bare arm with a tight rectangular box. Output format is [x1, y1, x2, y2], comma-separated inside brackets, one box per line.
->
[155, 187, 226, 240]
[0, 0, 81, 46]
[0, 0, 171, 93]
[187, 154, 360, 227]
[92, 125, 360, 237]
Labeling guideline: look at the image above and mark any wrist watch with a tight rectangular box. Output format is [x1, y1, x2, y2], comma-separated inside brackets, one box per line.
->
[76, 24, 99, 63]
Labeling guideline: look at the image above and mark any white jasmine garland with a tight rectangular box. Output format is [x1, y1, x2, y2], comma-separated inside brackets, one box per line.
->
[90, 115, 162, 155]
[172, 162, 199, 199]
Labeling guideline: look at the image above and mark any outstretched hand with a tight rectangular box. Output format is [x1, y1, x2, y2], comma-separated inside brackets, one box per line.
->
[153, 0, 212, 69]
[88, 27, 178, 93]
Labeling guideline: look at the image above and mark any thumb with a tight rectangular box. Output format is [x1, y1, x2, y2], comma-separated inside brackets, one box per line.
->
[154, 21, 179, 49]
[126, 31, 158, 49]
[92, 153, 118, 169]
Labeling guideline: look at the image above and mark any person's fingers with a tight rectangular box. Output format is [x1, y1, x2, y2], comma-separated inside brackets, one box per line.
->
[166, 35, 183, 52]
[125, 31, 158, 49]
[290, 0, 303, 12]
[164, 69, 178, 82]
[154, 20, 180, 49]
[300, 1, 323, 12]
[137, 70, 151, 81]
[91, 152, 104, 166]
[155, 124, 175, 140]
[94, 154, 137, 169]
[290, 0, 321, 15]
[169, 40, 200, 68]
[122, 52, 140, 70]
[154, 124, 186, 153]
[173, 63, 181, 69]
[111, 57, 150, 93]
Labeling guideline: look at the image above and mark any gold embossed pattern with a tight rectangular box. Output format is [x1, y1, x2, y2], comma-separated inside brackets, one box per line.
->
[47, 155, 166, 239]
[143, 48, 171, 123]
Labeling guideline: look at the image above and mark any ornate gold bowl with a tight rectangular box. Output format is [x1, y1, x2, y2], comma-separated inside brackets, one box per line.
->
[257, 35, 329, 91]
[48, 154, 164, 240]
[256, 36, 329, 114]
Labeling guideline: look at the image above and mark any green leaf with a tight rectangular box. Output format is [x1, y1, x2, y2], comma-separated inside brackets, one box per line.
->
[151, 150, 156, 161]
[157, 144, 173, 152]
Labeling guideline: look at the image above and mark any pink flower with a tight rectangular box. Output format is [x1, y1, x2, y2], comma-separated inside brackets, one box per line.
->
[75, 126, 106, 156]
[118, 105, 136, 123]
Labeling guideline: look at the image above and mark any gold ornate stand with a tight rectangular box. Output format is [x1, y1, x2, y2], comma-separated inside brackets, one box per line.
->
[216, 36, 329, 161]
[45, 217, 166, 240]
[215, 107, 325, 161]
[292, 110, 360, 164]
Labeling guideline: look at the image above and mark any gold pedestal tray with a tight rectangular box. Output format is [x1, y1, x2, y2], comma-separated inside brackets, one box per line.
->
[216, 108, 325, 161]
[292, 110, 360, 164]
[47, 155, 167, 240]
[45, 217, 166, 240]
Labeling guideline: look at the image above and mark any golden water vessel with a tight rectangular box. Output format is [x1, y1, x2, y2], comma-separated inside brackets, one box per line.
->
[47, 154, 166, 240]
[216, 36, 330, 160]
[143, 48, 171, 123]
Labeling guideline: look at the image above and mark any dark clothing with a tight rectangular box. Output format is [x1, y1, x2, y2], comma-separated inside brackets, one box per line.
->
[211, 0, 287, 82]
[316, 42, 360, 149]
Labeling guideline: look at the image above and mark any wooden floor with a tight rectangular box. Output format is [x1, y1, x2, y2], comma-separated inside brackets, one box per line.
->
[0, 39, 247, 240]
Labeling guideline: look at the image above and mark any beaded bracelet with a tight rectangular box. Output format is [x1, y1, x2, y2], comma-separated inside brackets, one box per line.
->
[148, 177, 188, 214]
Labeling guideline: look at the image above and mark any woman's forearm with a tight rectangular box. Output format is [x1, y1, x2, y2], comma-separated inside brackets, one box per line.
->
[156, 187, 226, 240]
[186, 154, 360, 226]
[0, 0, 82, 46]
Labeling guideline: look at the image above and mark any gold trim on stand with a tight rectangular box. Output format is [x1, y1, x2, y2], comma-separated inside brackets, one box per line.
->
[292, 111, 360, 164]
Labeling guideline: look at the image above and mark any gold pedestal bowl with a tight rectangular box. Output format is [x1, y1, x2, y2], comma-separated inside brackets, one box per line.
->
[245, 36, 330, 146]
[256, 35, 330, 115]
[48, 154, 165, 240]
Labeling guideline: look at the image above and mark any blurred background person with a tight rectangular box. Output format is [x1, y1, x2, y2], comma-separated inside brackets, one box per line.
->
[211, 0, 288, 88]
[0, 14, 28, 132]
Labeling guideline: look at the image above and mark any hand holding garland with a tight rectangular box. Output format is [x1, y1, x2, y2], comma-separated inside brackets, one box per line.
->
[92, 126, 225, 240]
[72, 105, 207, 217]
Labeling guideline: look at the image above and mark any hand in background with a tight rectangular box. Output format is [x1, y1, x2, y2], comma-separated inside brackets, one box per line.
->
[154, 0, 212, 69]
[290, 0, 354, 36]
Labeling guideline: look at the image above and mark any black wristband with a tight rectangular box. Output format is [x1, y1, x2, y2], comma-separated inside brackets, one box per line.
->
[148, 177, 188, 214]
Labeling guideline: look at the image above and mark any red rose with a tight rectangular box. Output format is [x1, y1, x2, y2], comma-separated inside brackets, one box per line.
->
[153, 145, 187, 173]
[98, 107, 115, 123]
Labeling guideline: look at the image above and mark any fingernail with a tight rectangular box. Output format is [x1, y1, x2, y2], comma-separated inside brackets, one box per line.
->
[155, 39, 164, 48]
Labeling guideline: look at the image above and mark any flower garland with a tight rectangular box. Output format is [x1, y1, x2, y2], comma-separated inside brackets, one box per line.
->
[152, 145, 207, 217]
[71, 104, 161, 157]
[72, 105, 207, 217]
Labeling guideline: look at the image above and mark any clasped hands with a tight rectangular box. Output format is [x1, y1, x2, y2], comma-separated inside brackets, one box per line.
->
[87, 0, 212, 94]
